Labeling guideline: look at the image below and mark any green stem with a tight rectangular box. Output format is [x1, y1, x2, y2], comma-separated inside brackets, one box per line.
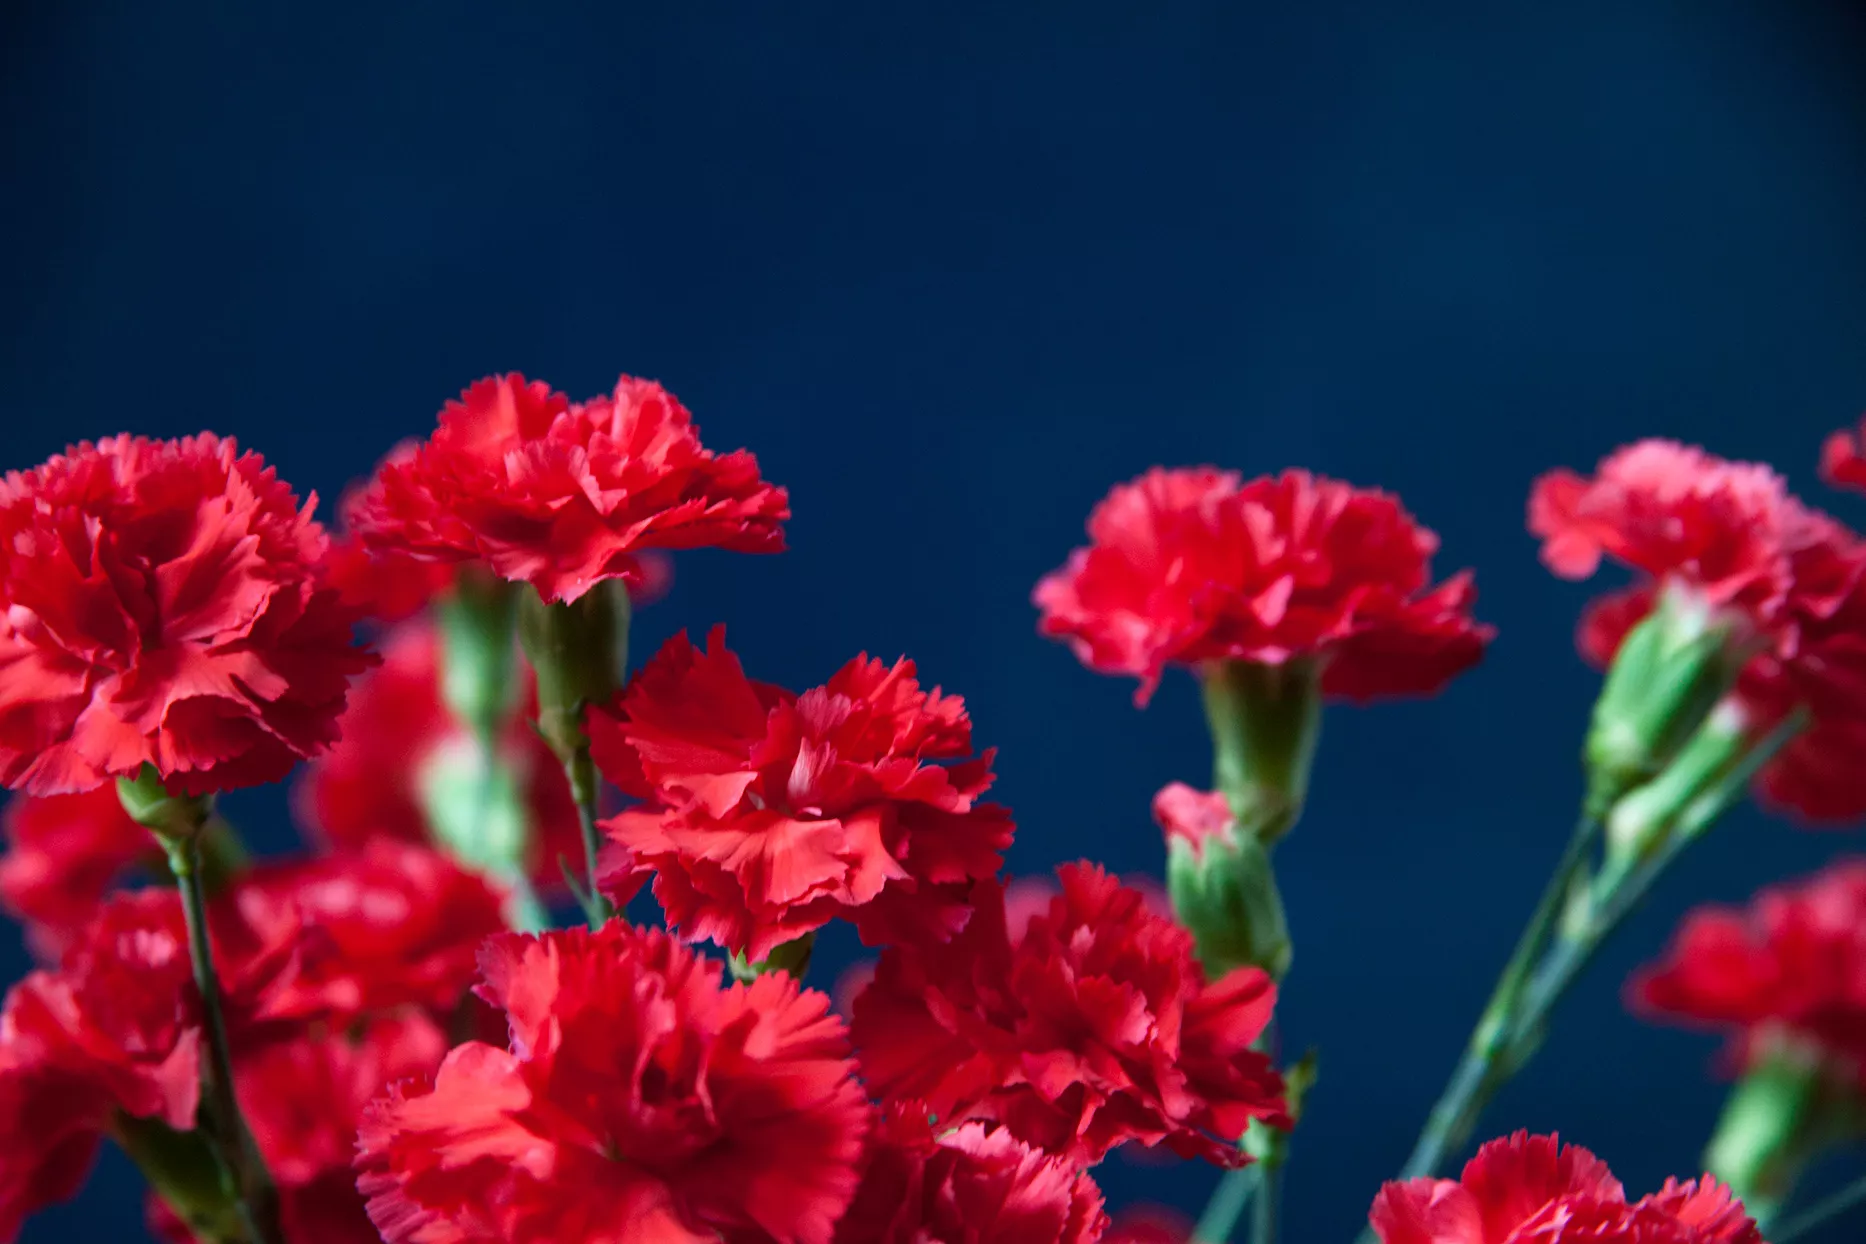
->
[1252, 1157, 1281, 1244]
[1395, 812, 1599, 1181]
[567, 746, 613, 930]
[167, 833, 281, 1244]
[1192, 1167, 1260, 1244]
[1773, 1172, 1866, 1243]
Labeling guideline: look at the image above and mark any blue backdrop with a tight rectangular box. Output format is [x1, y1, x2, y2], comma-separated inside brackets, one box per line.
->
[4, 3, 1864, 1240]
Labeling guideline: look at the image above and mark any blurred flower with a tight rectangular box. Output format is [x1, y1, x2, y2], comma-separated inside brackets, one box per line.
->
[294, 619, 580, 889]
[150, 1013, 449, 1244]
[591, 627, 1013, 961]
[1103, 1206, 1193, 1243]
[357, 923, 869, 1244]
[1821, 415, 1866, 495]
[1034, 467, 1489, 706]
[0, 434, 373, 795]
[1534, 439, 1866, 823]
[233, 840, 508, 1022]
[1369, 1131, 1760, 1244]
[853, 863, 1286, 1168]
[0, 787, 154, 960]
[832, 1105, 1107, 1243]
[347, 373, 787, 605]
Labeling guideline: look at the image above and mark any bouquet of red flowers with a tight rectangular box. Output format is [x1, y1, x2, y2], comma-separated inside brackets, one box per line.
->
[1, 372, 1862, 1244]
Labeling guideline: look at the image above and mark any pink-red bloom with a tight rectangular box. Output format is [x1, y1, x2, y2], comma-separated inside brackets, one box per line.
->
[234, 841, 509, 1022]
[1533, 439, 1866, 822]
[1034, 467, 1490, 704]
[1821, 416, 1866, 495]
[0, 786, 153, 959]
[0, 434, 373, 795]
[1369, 1131, 1760, 1244]
[591, 627, 1014, 961]
[852, 863, 1286, 1167]
[832, 1106, 1108, 1243]
[295, 619, 580, 887]
[347, 373, 787, 605]
[357, 923, 870, 1244]
[1629, 858, 1866, 1085]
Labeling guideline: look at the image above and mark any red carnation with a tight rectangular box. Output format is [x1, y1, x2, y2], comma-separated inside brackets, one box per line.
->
[1535, 440, 1866, 822]
[295, 620, 580, 889]
[832, 1106, 1108, 1244]
[0, 434, 373, 795]
[1034, 467, 1490, 704]
[0, 1056, 112, 1243]
[0, 787, 154, 959]
[1821, 416, 1866, 495]
[591, 627, 1014, 961]
[852, 863, 1286, 1167]
[348, 373, 788, 604]
[356, 923, 870, 1244]
[235, 841, 509, 1022]
[1630, 859, 1866, 1086]
[1369, 1131, 1760, 1244]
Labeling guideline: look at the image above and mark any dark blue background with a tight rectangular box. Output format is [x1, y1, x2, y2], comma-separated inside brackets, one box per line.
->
[5, 4, 1864, 1240]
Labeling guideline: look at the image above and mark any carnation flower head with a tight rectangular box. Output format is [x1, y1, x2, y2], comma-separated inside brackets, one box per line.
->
[852, 862, 1286, 1167]
[232, 840, 509, 1022]
[357, 923, 870, 1244]
[294, 619, 580, 889]
[348, 373, 788, 605]
[0, 786, 154, 960]
[0, 434, 374, 795]
[1536, 439, 1866, 822]
[1630, 859, 1866, 1086]
[832, 1105, 1108, 1244]
[1369, 1131, 1761, 1244]
[591, 626, 1014, 961]
[1034, 467, 1490, 704]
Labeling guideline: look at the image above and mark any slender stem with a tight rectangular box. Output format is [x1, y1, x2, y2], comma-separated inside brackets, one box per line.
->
[167, 834, 281, 1244]
[1395, 813, 1599, 1181]
[1252, 1156, 1282, 1244]
[566, 745, 614, 929]
[1193, 1167, 1260, 1244]
[1772, 1172, 1866, 1243]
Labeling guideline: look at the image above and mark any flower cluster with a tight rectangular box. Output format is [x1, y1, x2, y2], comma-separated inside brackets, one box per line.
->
[5, 380, 1860, 1244]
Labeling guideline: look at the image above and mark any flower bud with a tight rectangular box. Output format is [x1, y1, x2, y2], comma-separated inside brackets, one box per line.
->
[1157, 783, 1293, 979]
[1584, 582, 1748, 820]
[1703, 1036, 1863, 1230]
[1199, 659, 1321, 845]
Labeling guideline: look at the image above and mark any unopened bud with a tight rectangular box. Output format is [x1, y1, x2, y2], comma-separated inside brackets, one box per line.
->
[1585, 582, 1748, 820]
[1158, 783, 1293, 979]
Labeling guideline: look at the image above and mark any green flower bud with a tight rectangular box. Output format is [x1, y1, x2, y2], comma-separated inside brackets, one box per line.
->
[1158, 783, 1293, 979]
[1585, 583, 1748, 820]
